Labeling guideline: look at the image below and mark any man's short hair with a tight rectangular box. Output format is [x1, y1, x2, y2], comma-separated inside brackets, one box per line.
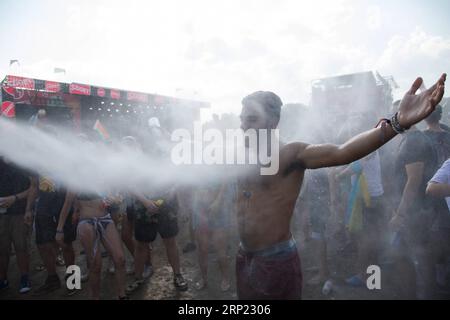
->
[242, 91, 283, 124]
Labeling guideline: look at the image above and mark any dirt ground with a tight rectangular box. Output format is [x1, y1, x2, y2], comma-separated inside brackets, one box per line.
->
[0, 215, 447, 300]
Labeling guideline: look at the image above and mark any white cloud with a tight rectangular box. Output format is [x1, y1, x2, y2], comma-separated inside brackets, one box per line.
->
[376, 27, 450, 98]
[367, 6, 382, 31]
[2, 1, 449, 119]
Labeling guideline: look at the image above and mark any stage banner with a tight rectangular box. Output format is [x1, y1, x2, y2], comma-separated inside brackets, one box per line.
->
[69, 83, 91, 96]
[97, 87, 106, 97]
[110, 89, 121, 100]
[45, 81, 61, 92]
[6, 75, 35, 90]
[127, 91, 148, 103]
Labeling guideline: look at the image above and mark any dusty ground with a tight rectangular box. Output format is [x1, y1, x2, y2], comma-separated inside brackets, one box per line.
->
[0, 216, 447, 300]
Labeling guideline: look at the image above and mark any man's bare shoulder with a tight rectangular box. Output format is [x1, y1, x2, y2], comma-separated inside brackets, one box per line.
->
[281, 142, 309, 153]
[279, 142, 309, 175]
[280, 142, 309, 161]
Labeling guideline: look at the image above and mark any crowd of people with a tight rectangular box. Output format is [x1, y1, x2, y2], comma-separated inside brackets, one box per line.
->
[0, 73, 448, 300]
[0, 110, 238, 300]
[294, 101, 450, 299]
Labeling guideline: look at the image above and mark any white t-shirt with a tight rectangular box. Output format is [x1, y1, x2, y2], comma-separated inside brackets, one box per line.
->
[361, 151, 384, 198]
[429, 159, 450, 210]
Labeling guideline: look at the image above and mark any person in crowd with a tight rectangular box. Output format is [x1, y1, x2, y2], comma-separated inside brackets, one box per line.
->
[427, 159, 450, 296]
[25, 173, 77, 296]
[192, 182, 233, 292]
[335, 151, 385, 287]
[56, 135, 127, 300]
[390, 121, 438, 299]
[24, 126, 77, 296]
[126, 185, 189, 293]
[0, 156, 32, 294]
[298, 168, 332, 287]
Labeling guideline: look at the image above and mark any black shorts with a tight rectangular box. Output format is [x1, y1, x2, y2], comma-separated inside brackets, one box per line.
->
[134, 213, 178, 243]
[35, 192, 76, 245]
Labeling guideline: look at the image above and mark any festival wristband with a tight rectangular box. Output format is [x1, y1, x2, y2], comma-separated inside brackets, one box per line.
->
[390, 112, 409, 134]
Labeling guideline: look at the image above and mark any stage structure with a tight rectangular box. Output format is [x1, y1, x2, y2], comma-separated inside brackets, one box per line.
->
[0, 75, 210, 139]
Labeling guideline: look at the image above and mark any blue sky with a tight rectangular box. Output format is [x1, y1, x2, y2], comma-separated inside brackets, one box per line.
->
[0, 0, 449, 116]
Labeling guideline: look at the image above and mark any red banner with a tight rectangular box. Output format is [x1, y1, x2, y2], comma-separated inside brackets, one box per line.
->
[1, 76, 206, 112]
[45, 81, 61, 92]
[154, 95, 165, 104]
[127, 91, 148, 103]
[6, 75, 35, 90]
[69, 83, 91, 96]
[97, 87, 106, 97]
[110, 89, 121, 100]
[1, 101, 15, 118]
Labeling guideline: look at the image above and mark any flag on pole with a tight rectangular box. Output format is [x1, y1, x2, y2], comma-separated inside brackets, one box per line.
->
[54, 67, 66, 74]
[93, 119, 110, 140]
[9, 59, 19, 66]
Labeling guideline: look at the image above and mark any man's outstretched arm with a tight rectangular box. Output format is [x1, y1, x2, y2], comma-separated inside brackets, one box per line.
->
[296, 126, 397, 169]
[296, 74, 446, 169]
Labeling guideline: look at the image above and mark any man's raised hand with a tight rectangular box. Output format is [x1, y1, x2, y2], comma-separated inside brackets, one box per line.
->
[397, 73, 446, 129]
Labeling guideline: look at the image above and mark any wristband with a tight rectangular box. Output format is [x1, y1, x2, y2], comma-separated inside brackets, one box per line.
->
[56, 230, 64, 235]
[390, 112, 409, 134]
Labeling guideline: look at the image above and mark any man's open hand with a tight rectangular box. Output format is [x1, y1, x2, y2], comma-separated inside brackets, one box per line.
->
[397, 74, 446, 129]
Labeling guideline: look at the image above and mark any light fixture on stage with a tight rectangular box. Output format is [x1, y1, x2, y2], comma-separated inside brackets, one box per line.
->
[111, 102, 114, 105]
[116, 109, 119, 112]
[101, 101, 105, 105]
[107, 108, 111, 112]
[98, 108, 102, 111]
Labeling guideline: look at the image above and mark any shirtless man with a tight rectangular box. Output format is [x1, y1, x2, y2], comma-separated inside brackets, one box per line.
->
[235, 74, 446, 300]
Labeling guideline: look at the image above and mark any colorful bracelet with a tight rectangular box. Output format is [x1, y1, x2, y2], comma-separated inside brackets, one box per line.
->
[390, 112, 408, 134]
